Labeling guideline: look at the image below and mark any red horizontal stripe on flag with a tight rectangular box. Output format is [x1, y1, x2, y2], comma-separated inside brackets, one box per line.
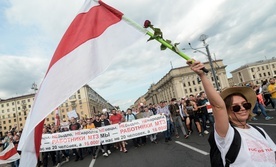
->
[47, 2, 123, 73]
[0, 146, 17, 160]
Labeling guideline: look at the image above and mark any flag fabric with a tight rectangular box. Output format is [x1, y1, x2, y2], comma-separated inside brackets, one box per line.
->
[18, 0, 145, 166]
[55, 108, 60, 126]
[0, 142, 20, 164]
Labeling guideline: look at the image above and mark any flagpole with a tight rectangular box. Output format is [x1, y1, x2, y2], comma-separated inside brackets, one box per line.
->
[122, 16, 208, 73]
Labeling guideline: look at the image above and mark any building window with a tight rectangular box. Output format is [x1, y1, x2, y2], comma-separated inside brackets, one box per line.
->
[14, 119, 16, 122]
[7, 109, 10, 112]
[18, 107, 20, 110]
[19, 118, 22, 121]
[251, 68, 254, 72]
[183, 83, 186, 87]
[266, 65, 269, 69]
[253, 75, 255, 79]
[192, 81, 195, 85]
[188, 82, 191, 86]
[8, 120, 11, 123]
[189, 88, 192, 92]
[257, 67, 260, 71]
[264, 73, 266, 77]
[3, 121, 5, 124]
[12, 102, 14, 105]
[2, 110, 4, 113]
[47, 118, 49, 121]
[79, 100, 82, 104]
[268, 72, 271, 76]
[78, 95, 81, 99]
[52, 117, 55, 121]
[12, 108, 15, 111]
[77, 90, 80, 94]
[17, 101, 19, 104]
[13, 113, 16, 117]
[28, 99, 30, 102]
[185, 89, 187, 94]
[6, 103, 9, 107]
[1, 104, 3, 107]
[28, 105, 31, 108]
[259, 73, 262, 77]
[2, 115, 4, 119]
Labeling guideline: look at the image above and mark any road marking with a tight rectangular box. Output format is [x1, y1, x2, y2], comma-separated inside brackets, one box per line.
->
[249, 123, 276, 126]
[89, 147, 100, 167]
[175, 141, 209, 155]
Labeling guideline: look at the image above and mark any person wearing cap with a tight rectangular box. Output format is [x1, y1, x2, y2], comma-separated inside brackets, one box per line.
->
[188, 60, 276, 166]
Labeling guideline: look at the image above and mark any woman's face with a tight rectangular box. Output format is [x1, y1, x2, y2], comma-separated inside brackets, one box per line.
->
[228, 95, 250, 123]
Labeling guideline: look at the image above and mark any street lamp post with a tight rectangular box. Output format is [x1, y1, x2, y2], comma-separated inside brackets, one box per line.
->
[187, 34, 220, 91]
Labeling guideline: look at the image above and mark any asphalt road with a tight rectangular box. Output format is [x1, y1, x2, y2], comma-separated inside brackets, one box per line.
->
[60, 108, 276, 167]
[2, 108, 275, 167]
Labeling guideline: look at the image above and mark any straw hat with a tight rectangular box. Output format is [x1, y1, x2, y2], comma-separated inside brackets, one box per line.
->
[220, 87, 256, 107]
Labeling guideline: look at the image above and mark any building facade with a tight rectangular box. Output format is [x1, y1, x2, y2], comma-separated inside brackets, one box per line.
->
[141, 59, 229, 105]
[231, 58, 276, 86]
[0, 85, 112, 136]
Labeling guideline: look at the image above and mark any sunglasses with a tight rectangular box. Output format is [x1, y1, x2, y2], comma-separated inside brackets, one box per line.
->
[232, 102, 252, 112]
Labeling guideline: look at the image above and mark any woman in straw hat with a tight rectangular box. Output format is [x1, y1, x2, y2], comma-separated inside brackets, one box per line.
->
[188, 60, 276, 166]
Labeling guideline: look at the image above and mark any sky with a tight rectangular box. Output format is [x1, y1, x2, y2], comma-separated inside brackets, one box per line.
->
[0, 0, 276, 111]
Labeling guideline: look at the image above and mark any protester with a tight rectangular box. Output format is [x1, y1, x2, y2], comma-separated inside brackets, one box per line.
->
[125, 108, 140, 147]
[98, 113, 112, 157]
[197, 92, 210, 135]
[183, 98, 203, 136]
[136, 106, 148, 145]
[188, 60, 276, 166]
[156, 101, 172, 142]
[144, 106, 158, 144]
[69, 117, 83, 161]
[267, 78, 276, 111]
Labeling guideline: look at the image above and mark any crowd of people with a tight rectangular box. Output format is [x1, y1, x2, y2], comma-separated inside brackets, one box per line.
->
[1, 72, 276, 167]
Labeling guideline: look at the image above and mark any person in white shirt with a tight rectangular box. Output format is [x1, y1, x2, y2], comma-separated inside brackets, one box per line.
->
[188, 60, 276, 166]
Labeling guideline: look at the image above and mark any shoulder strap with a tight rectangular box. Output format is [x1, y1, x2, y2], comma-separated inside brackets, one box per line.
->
[250, 124, 266, 139]
[225, 127, 241, 167]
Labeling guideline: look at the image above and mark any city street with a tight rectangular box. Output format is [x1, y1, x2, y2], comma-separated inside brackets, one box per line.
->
[1, 108, 276, 167]
[61, 108, 276, 167]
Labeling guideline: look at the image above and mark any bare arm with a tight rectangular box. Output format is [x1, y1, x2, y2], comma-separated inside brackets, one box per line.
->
[188, 60, 229, 137]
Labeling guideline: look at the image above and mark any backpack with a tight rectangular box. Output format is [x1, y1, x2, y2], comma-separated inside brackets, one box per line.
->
[208, 124, 266, 167]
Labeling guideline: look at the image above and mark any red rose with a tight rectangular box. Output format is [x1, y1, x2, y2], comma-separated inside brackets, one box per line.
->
[144, 20, 151, 28]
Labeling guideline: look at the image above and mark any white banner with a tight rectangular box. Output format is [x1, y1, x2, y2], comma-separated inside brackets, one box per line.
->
[40, 115, 167, 152]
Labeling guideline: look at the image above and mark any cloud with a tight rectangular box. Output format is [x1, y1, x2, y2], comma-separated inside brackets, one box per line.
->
[0, 55, 48, 98]
[1, 0, 276, 110]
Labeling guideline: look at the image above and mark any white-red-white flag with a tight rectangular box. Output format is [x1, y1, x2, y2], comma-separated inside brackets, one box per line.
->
[18, 0, 145, 166]
[55, 108, 60, 126]
[0, 143, 20, 164]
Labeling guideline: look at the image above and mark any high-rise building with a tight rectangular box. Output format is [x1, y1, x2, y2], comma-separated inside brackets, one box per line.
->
[0, 84, 112, 136]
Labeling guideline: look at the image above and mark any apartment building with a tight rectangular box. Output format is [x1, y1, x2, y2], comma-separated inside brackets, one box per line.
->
[231, 58, 276, 86]
[0, 84, 112, 136]
[139, 59, 229, 106]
